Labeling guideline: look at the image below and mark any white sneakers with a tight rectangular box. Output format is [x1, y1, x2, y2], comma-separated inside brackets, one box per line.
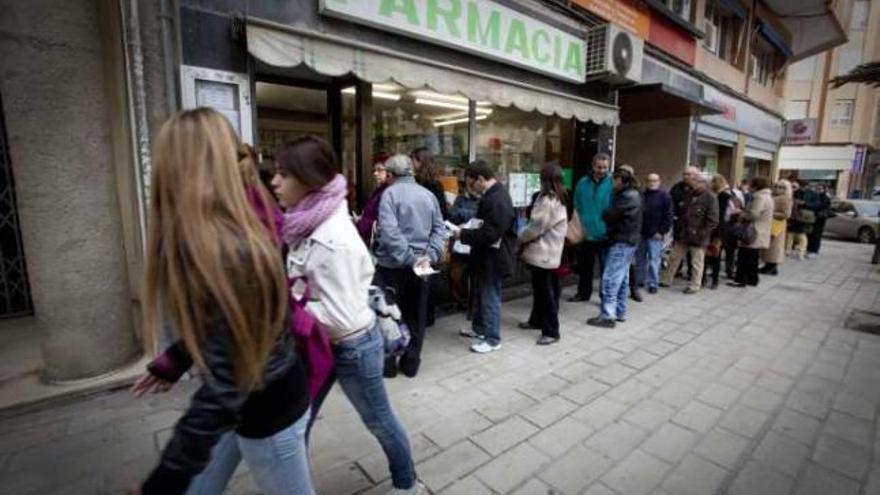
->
[391, 481, 426, 494]
[470, 341, 502, 354]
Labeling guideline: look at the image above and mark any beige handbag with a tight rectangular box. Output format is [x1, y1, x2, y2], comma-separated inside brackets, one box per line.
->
[565, 210, 584, 246]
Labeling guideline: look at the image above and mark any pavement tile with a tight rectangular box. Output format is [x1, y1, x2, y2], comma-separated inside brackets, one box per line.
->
[641, 422, 700, 463]
[600, 449, 671, 495]
[811, 434, 871, 480]
[437, 475, 493, 495]
[475, 390, 536, 423]
[417, 440, 491, 492]
[755, 371, 796, 395]
[622, 399, 676, 431]
[831, 390, 877, 420]
[313, 462, 372, 495]
[697, 382, 743, 410]
[694, 427, 752, 470]
[473, 442, 550, 494]
[604, 379, 655, 406]
[592, 362, 636, 386]
[728, 461, 794, 495]
[516, 374, 572, 402]
[719, 404, 771, 438]
[584, 420, 648, 461]
[582, 482, 618, 495]
[569, 396, 627, 431]
[660, 454, 729, 495]
[528, 416, 593, 457]
[521, 395, 579, 428]
[792, 462, 861, 495]
[752, 431, 811, 476]
[470, 416, 539, 457]
[822, 410, 873, 448]
[718, 367, 759, 391]
[538, 444, 612, 495]
[558, 377, 610, 405]
[508, 478, 553, 495]
[422, 410, 493, 449]
[672, 400, 723, 433]
[653, 380, 700, 408]
[588, 349, 626, 367]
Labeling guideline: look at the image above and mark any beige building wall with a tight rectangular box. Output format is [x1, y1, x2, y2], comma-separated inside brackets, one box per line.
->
[616, 118, 691, 188]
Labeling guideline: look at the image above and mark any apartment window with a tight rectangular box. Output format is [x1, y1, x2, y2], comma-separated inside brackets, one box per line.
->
[665, 0, 692, 22]
[788, 56, 817, 81]
[785, 100, 809, 120]
[850, 0, 869, 31]
[750, 48, 777, 86]
[703, 3, 742, 63]
[837, 45, 863, 76]
[831, 99, 855, 126]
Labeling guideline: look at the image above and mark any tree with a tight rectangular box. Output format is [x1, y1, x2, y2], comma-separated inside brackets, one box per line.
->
[829, 61, 880, 88]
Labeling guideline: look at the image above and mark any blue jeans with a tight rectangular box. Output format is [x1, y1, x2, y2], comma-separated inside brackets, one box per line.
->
[473, 276, 502, 345]
[601, 243, 637, 321]
[636, 238, 664, 289]
[186, 410, 314, 495]
[309, 326, 416, 489]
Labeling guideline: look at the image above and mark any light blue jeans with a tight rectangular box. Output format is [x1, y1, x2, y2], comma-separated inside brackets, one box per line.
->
[185, 409, 314, 495]
[601, 243, 637, 321]
[636, 238, 665, 290]
[309, 326, 417, 489]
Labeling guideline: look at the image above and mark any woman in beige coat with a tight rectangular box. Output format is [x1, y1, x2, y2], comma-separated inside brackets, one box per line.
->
[760, 179, 793, 276]
[518, 164, 568, 345]
[730, 176, 773, 288]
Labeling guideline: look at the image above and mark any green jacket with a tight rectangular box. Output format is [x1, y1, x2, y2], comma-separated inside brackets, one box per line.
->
[574, 174, 613, 241]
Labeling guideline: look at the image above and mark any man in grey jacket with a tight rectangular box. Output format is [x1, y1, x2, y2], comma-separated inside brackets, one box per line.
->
[374, 154, 446, 378]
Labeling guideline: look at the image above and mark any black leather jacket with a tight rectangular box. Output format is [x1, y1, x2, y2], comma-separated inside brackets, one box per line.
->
[142, 306, 308, 495]
[603, 186, 643, 246]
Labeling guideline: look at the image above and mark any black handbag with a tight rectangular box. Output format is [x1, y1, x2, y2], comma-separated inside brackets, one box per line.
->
[730, 221, 757, 244]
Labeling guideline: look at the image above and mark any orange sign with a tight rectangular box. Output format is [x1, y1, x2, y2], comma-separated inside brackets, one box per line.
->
[572, 0, 651, 39]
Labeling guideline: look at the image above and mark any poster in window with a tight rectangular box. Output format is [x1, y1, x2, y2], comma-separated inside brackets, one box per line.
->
[195, 80, 241, 136]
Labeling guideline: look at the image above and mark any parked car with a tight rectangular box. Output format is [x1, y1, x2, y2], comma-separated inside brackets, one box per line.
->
[825, 200, 880, 243]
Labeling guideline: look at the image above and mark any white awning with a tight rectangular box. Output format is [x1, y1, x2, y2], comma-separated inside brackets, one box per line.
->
[246, 21, 619, 126]
[779, 144, 857, 171]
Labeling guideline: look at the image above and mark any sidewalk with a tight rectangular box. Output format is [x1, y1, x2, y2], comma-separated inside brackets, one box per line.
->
[1, 240, 879, 495]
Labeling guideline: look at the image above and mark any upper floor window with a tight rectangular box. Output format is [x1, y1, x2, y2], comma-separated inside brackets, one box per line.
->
[703, 2, 743, 64]
[751, 48, 778, 86]
[830, 99, 855, 127]
[850, 0, 869, 31]
[665, 0, 692, 22]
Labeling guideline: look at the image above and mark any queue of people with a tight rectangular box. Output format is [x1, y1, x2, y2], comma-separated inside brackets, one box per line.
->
[133, 108, 835, 494]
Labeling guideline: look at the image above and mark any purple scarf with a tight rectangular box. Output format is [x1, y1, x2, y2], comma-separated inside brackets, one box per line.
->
[282, 174, 348, 247]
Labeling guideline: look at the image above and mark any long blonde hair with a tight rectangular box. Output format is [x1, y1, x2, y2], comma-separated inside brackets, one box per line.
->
[144, 108, 287, 390]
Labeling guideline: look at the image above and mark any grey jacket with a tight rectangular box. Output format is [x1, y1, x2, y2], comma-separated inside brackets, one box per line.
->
[374, 176, 447, 268]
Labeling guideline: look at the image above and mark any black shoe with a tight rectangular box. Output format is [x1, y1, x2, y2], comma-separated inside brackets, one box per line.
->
[587, 317, 616, 328]
[383, 357, 399, 378]
[659, 282, 671, 288]
[568, 294, 591, 303]
[518, 322, 540, 330]
[683, 287, 699, 295]
[765, 269, 778, 276]
[536, 336, 559, 345]
[630, 289, 643, 302]
[758, 265, 772, 274]
[399, 357, 420, 378]
[727, 282, 747, 288]
[648, 287, 658, 294]
[710, 281, 719, 290]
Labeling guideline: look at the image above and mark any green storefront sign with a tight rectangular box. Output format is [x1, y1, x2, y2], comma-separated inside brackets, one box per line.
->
[320, 0, 586, 82]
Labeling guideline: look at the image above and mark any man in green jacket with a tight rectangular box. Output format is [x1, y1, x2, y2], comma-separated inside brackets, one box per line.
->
[569, 152, 613, 303]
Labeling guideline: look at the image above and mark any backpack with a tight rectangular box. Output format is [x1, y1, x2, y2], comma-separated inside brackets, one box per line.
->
[288, 277, 334, 402]
[368, 285, 412, 357]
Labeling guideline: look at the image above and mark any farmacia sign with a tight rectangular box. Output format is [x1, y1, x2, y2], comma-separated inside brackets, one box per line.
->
[320, 0, 586, 82]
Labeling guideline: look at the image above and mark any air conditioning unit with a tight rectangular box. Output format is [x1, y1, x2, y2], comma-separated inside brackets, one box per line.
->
[585, 24, 644, 85]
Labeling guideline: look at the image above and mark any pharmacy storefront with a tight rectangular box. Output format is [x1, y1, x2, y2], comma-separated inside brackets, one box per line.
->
[178, 0, 618, 208]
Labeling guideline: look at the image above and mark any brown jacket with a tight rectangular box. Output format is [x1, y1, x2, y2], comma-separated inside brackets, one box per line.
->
[674, 187, 719, 247]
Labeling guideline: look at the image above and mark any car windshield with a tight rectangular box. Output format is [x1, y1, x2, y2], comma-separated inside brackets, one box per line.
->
[854, 203, 880, 217]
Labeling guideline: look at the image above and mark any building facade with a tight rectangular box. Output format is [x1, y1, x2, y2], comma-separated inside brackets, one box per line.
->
[779, 0, 880, 198]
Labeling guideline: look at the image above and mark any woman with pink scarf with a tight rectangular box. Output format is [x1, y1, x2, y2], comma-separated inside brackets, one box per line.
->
[271, 136, 421, 494]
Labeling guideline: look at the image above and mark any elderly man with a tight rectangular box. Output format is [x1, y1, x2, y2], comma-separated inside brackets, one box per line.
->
[374, 154, 446, 378]
[636, 173, 673, 294]
[661, 168, 718, 294]
[569, 152, 613, 304]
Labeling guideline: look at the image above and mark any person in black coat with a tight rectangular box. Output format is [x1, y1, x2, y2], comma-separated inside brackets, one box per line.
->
[588, 168, 642, 328]
[453, 160, 515, 354]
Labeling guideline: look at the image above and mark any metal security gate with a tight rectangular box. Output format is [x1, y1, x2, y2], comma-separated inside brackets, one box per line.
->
[0, 92, 32, 318]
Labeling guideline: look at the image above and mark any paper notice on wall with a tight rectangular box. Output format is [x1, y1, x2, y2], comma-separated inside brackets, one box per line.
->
[196, 80, 241, 135]
[509, 173, 528, 207]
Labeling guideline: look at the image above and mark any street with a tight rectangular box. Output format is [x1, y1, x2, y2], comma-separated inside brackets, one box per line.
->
[1, 239, 879, 495]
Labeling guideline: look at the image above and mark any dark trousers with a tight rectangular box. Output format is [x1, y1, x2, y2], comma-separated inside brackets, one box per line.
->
[576, 240, 608, 301]
[808, 218, 826, 254]
[735, 247, 760, 286]
[704, 256, 721, 286]
[724, 235, 738, 277]
[375, 266, 429, 372]
[528, 266, 561, 339]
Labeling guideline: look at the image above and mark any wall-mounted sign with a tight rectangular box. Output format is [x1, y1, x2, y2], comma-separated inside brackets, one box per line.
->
[701, 85, 783, 144]
[783, 118, 817, 145]
[571, 0, 650, 39]
[319, 0, 587, 82]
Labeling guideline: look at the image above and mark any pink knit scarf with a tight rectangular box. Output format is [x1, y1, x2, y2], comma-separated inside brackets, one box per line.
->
[282, 174, 348, 247]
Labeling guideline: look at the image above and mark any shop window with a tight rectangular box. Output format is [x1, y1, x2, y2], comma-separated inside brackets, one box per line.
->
[785, 100, 809, 120]
[787, 56, 816, 81]
[836, 45, 863, 76]
[475, 108, 572, 207]
[850, 0, 869, 31]
[371, 87, 470, 178]
[664, 0, 692, 22]
[703, 3, 742, 64]
[831, 99, 855, 127]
